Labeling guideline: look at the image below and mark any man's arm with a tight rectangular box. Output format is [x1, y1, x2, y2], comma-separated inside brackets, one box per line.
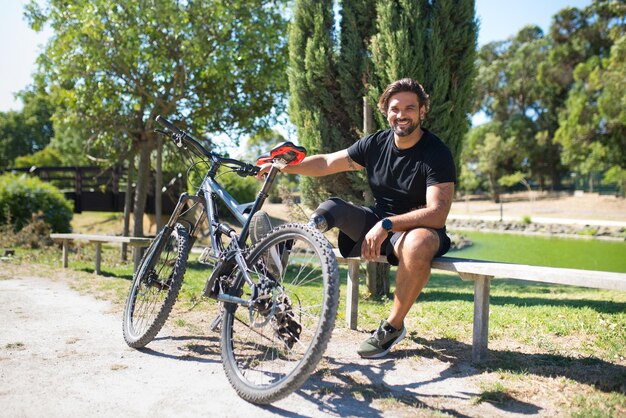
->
[387, 182, 455, 230]
[360, 182, 454, 261]
[256, 149, 363, 179]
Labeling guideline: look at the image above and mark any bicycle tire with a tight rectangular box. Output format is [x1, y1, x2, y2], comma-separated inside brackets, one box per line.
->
[122, 223, 189, 348]
[220, 223, 339, 404]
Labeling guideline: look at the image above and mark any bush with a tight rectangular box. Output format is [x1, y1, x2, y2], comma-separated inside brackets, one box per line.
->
[0, 173, 73, 233]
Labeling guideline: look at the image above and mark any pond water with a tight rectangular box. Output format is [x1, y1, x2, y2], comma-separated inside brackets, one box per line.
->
[450, 231, 626, 273]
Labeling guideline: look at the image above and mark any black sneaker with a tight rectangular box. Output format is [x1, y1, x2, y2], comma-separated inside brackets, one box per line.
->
[249, 210, 273, 244]
[249, 211, 283, 278]
[357, 320, 406, 358]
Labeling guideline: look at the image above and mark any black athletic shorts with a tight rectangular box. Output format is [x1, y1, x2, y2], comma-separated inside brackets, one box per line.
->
[315, 198, 451, 266]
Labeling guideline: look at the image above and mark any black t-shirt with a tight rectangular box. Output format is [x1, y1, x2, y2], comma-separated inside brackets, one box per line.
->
[347, 128, 456, 216]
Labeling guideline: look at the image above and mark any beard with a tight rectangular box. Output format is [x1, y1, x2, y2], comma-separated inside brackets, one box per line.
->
[392, 119, 420, 137]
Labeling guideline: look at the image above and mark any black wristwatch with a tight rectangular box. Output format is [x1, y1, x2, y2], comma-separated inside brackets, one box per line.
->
[381, 218, 393, 232]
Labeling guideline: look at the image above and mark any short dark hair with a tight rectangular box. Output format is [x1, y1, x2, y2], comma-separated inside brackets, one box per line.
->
[377, 78, 430, 116]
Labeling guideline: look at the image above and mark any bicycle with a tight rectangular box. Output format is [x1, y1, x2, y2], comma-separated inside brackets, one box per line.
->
[122, 115, 339, 404]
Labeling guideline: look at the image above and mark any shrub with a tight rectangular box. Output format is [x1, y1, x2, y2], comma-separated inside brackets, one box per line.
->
[0, 173, 73, 232]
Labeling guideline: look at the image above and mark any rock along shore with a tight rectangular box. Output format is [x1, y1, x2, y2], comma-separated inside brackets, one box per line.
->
[447, 218, 625, 244]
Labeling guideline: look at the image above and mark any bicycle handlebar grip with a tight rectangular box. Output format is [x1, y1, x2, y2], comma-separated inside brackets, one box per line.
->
[155, 115, 182, 135]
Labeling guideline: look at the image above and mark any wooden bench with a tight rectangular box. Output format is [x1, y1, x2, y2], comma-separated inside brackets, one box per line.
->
[50, 234, 152, 274]
[334, 249, 626, 362]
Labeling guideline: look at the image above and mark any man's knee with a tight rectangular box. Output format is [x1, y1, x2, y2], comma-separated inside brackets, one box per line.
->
[395, 228, 440, 263]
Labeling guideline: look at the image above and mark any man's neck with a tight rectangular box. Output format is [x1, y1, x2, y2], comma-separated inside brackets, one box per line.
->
[394, 127, 424, 150]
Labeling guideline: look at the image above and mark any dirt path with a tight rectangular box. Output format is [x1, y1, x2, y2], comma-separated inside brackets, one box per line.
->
[0, 271, 569, 418]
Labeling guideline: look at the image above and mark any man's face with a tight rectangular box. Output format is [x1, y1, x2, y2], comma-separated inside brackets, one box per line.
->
[386, 91, 424, 137]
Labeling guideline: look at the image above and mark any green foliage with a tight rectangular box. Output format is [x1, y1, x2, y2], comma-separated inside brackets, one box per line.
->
[369, 0, 477, 167]
[187, 165, 259, 215]
[466, 1, 626, 195]
[0, 82, 54, 170]
[26, 0, 289, 235]
[13, 147, 63, 168]
[460, 121, 521, 201]
[288, 0, 363, 208]
[289, 0, 477, 207]
[555, 33, 626, 193]
[0, 173, 73, 232]
[216, 170, 259, 205]
[337, 0, 377, 131]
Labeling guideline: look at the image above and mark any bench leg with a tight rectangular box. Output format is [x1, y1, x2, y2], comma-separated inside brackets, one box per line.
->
[62, 240, 69, 268]
[94, 242, 102, 275]
[346, 260, 360, 330]
[133, 247, 144, 273]
[472, 275, 491, 362]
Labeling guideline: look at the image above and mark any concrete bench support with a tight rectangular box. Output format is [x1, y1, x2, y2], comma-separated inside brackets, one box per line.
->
[51, 234, 152, 274]
[334, 249, 626, 363]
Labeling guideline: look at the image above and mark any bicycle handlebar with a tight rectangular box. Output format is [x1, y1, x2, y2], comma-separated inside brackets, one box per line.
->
[155, 115, 260, 177]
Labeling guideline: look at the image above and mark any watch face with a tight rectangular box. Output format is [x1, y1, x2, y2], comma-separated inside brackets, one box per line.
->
[382, 218, 393, 231]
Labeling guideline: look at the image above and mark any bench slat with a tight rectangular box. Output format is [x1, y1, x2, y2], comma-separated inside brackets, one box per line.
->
[51, 233, 152, 245]
[432, 257, 626, 291]
[332, 250, 626, 291]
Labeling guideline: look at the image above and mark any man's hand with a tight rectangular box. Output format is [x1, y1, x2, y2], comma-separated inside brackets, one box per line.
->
[361, 221, 389, 261]
[255, 163, 273, 181]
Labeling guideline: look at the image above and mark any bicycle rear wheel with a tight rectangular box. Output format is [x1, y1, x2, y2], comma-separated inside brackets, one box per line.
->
[220, 223, 339, 404]
[122, 223, 189, 348]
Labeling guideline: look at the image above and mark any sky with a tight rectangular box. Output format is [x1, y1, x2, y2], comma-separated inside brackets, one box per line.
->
[0, 0, 593, 113]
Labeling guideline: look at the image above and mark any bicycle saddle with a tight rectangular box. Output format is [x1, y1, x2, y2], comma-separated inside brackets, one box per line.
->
[255, 141, 307, 166]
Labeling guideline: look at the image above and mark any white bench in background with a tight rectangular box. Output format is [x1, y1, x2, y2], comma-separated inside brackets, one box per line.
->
[50, 233, 152, 274]
[334, 249, 626, 362]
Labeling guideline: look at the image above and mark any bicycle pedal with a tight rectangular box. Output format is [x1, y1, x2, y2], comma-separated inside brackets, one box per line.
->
[198, 247, 217, 265]
[209, 314, 222, 332]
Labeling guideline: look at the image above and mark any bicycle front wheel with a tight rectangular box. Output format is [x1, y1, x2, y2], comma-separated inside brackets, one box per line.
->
[122, 223, 189, 348]
[220, 223, 339, 404]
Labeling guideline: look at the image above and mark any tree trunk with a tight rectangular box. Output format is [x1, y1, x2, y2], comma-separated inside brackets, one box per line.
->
[133, 141, 152, 238]
[362, 96, 390, 298]
[120, 154, 135, 261]
[366, 262, 390, 298]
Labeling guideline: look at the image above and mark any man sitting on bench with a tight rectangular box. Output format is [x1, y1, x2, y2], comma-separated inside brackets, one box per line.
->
[257, 78, 456, 358]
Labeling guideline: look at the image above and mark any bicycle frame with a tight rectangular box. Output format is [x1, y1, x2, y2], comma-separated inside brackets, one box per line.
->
[154, 115, 291, 304]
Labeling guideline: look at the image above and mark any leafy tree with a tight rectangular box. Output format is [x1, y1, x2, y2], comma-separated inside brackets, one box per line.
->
[289, 0, 477, 209]
[26, 0, 289, 236]
[13, 147, 63, 168]
[0, 81, 54, 169]
[470, 25, 567, 192]
[555, 34, 626, 193]
[461, 122, 520, 202]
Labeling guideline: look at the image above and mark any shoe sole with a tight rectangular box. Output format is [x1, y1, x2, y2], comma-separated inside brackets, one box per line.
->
[358, 327, 407, 359]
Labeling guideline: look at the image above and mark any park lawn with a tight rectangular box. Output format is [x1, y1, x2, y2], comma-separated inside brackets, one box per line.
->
[6, 243, 626, 417]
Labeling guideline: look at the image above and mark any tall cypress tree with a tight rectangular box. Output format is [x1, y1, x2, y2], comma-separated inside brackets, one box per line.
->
[288, 0, 360, 208]
[368, 0, 477, 166]
[426, 0, 477, 168]
[368, 0, 429, 127]
[337, 0, 377, 132]
[336, 0, 378, 202]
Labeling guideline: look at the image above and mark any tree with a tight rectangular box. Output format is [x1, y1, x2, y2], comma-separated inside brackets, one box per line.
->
[555, 35, 626, 193]
[287, 0, 362, 208]
[26, 0, 289, 236]
[0, 81, 54, 169]
[461, 121, 520, 202]
[368, 0, 477, 167]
